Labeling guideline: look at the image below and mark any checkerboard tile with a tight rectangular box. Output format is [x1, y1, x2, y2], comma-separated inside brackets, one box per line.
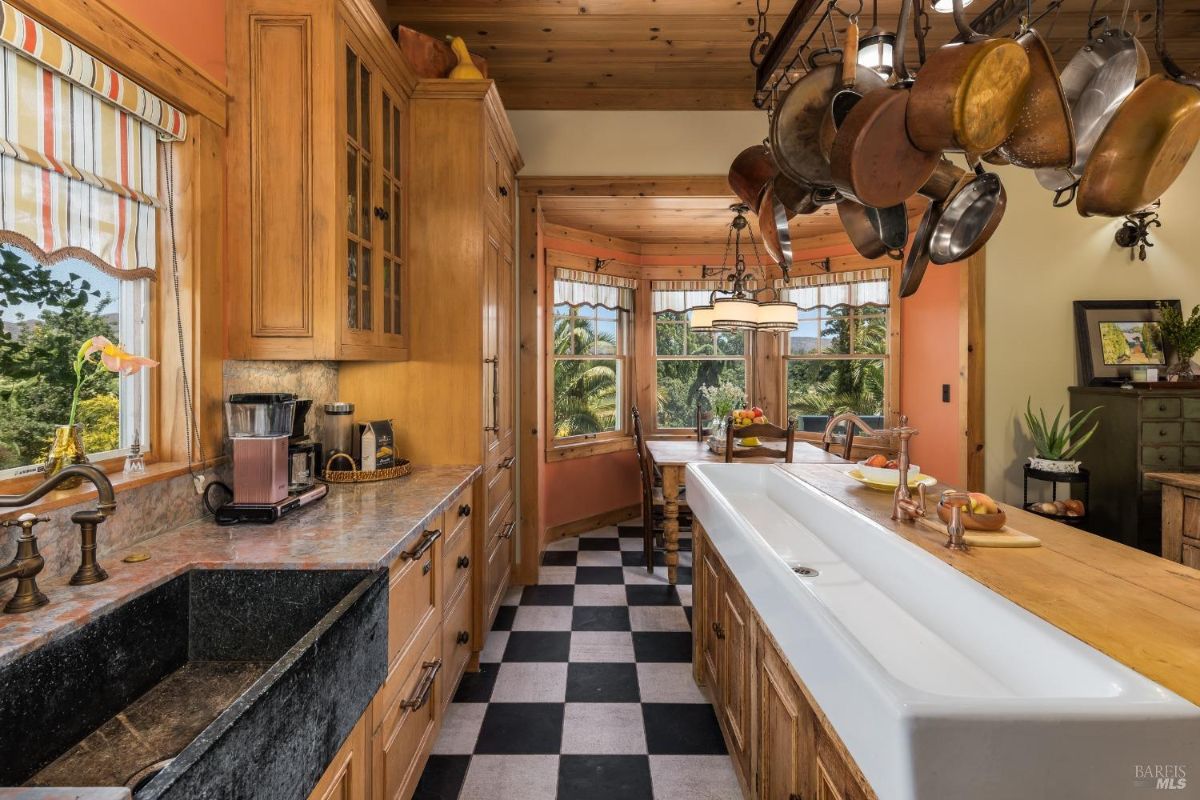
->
[415, 525, 737, 800]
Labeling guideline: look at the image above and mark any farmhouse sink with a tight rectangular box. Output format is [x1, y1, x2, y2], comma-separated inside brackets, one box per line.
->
[0, 568, 387, 799]
[686, 462, 1200, 800]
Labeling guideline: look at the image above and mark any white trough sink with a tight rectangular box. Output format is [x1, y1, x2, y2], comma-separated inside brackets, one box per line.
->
[685, 462, 1200, 800]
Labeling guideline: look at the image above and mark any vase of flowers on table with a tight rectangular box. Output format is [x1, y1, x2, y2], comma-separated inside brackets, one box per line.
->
[44, 336, 157, 488]
[700, 382, 745, 455]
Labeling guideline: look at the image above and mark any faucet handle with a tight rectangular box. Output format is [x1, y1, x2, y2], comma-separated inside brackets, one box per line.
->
[2, 513, 49, 530]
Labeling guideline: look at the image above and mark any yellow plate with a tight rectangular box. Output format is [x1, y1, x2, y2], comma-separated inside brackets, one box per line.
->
[847, 468, 937, 492]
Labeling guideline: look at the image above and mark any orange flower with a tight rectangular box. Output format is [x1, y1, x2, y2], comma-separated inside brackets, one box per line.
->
[83, 336, 158, 376]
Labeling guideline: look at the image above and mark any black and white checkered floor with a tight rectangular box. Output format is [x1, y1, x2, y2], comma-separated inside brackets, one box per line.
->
[413, 524, 742, 800]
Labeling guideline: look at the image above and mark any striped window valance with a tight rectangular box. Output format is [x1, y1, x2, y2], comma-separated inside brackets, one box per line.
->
[652, 279, 759, 314]
[0, 1, 187, 275]
[554, 268, 636, 312]
[775, 268, 890, 310]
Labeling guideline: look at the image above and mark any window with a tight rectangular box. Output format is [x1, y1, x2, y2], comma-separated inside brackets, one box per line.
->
[653, 283, 750, 430]
[0, 247, 150, 478]
[783, 269, 890, 433]
[550, 268, 634, 442]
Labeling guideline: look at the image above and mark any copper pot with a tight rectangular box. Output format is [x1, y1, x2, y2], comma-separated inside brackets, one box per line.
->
[728, 144, 778, 209]
[1077, 0, 1200, 217]
[838, 200, 907, 261]
[992, 26, 1075, 169]
[905, 0, 1031, 154]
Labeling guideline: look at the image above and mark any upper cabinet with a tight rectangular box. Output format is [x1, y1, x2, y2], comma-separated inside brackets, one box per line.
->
[226, 0, 413, 361]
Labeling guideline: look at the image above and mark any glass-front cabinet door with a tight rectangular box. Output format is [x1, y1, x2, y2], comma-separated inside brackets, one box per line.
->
[379, 81, 406, 350]
[343, 35, 374, 344]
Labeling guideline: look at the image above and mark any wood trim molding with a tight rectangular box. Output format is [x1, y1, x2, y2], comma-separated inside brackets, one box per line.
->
[960, 249, 986, 491]
[545, 503, 641, 543]
[546, 436, 636, 463]
[9, 0, 229, 126]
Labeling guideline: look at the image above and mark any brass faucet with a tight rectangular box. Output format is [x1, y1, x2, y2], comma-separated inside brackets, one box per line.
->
[939, 491, 971, 552]
[0, 514, 49, 613]
[0, 464, 116, 587]
[889, 416, 927, 524]
[821, 413, 883, 460]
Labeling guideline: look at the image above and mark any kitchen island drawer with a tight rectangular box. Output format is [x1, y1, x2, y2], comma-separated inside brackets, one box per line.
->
[448, 484, 474, 538]
[384, 522, 442, 710]
[1143, 422, 1183, 444]
[443, 520, 473, 607]
[1143, 398, 1182, 419]
[441, 585, 474, 713]
[372, 632, 441, 800]
[1143, 446, 1182, 470]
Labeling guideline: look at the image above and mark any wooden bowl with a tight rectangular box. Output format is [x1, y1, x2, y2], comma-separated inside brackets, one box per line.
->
[937, 501, 1007, 531]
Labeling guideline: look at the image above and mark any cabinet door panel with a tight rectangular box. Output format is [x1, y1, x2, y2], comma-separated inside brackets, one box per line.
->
[721, 581, 752, 779]
[307, 709, 368, 800]
[483, 229, 502, 460]
[485, 505, 515, 629]
[758, 636, 816, 800]
[496, 237, 516, 455]
[700, 548, 722, 689]
[378, 80, 407, 351]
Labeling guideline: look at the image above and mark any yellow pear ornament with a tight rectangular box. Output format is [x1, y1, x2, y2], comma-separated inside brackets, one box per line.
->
[447, 36, 484, 80]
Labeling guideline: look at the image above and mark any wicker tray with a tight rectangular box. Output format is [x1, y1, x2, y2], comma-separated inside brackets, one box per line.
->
[323, 452, 412, 484]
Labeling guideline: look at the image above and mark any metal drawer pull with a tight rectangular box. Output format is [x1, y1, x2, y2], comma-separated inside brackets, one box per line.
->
[499, 185, 509, 197]
[422, 560, 433, 576]
[711, 621, 726, 640]
[500, 522, 516, 540]
[457, 555, 470, 569]
[459, 503, 472, 517]
[400, 659, 442, 711]
[499, 456, 515, 470]
[401, 529, 442, 561]
[456, 630, 470, 645]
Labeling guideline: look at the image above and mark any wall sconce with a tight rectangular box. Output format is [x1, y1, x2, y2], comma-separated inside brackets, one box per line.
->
[1114, 202, 1162, 262]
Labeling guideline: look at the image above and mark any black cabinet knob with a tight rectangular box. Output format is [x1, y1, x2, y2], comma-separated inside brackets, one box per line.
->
[459, 504, 472, 518]
[457, 555, 470, 569]
[457, 630, 470, 645]
[373, 206, 390, 221]
[498, 185, 509, 197]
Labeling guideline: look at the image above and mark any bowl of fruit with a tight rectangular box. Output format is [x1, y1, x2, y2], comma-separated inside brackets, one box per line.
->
[730, 407, 769, 446]
[937, 491, 1007, 531]
[1026, 498, 1085, 521]
[855, 454, 922, 486]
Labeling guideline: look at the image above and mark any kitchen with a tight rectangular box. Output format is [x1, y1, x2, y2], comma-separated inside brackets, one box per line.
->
[1, 0, 1199, 799]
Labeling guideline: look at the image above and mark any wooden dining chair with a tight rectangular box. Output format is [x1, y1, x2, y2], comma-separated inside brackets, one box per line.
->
[632, 405, 692, 573]
[725, 417, 797, 463]
[820, 419, 858, 461]
[696, 403, 713, 443]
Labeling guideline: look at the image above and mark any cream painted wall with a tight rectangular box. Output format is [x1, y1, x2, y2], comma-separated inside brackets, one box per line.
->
[984, 158, 1200, 503]
[508, 110, 767, 175]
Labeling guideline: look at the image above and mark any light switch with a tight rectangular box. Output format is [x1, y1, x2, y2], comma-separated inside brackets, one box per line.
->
[942, 384, 951, 403]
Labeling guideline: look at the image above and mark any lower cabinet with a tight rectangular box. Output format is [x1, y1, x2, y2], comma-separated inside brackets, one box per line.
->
[309, 477, 508, 800]
[693, 521, 875, 800]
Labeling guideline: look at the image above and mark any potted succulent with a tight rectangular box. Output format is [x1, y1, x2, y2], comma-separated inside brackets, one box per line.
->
[1157, 301, 1200, 380]
[1022, 398, 1100, 474]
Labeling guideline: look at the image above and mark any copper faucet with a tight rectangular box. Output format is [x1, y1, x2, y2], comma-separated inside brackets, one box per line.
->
[939, 491, 971, 552]
[820, 413, 884, 460]
[889, 416, 927, 524]
[0, 514, 49, 613]
[0, 464, 116, 588]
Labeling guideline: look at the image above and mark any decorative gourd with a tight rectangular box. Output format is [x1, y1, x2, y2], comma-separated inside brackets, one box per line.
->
[448, 37, 484, 80]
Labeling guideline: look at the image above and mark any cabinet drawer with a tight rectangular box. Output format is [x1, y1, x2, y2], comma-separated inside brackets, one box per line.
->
[373, 632, 441, 800]
[444, 521, 473, 607]
[1185, 422, 1200, 442]
[1185, 495, 1200, 539]
[383, 524, 442, 710]
[1183, 541, 1200, 570]
[484, 506, 515, 628]
[1184, 398, 1200, 419]
[1143, 421, 1182, 444]
[1143, 446, 1182, 469]
[1186, 447, 1200, 468]
[441, 586, 474, 713]
[448, 484, 475, 539]
[486, 450, 516, 531]
[1142, 398, 1182, 419]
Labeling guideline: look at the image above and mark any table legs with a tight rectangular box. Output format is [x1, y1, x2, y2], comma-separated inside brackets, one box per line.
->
[661, 464, 682, 586]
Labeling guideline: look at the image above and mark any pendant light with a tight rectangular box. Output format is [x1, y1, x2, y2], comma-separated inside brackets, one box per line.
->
[932, 0, 972, 11]
[689, 304, 717, 332]
[857, 0, 897, 79]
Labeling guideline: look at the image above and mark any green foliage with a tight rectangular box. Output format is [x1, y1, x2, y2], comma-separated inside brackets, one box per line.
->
[1023, 398, 1101, 461]
[78, 394, 120, 453]
[786, 312, 885, 420]
[553, 315, 618, 437]
[1157, 301, 1200, 370]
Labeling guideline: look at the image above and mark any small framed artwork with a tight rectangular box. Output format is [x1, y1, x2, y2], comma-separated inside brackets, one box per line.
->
[1074, 299, 1181, 385]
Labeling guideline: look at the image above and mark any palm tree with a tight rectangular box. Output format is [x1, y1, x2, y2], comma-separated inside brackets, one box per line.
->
[553, 315, 618, 437]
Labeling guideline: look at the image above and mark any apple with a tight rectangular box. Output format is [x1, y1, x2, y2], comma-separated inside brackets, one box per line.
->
[751, 406, 764, 417]
[753, 416, 766, 425]
[865, 454, 888, 468]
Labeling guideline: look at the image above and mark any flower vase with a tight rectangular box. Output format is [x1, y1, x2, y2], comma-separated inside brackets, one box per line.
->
[44, 424, 88, 488]
[707, 416, 729, 455]
[1168, 354, 1196, 381]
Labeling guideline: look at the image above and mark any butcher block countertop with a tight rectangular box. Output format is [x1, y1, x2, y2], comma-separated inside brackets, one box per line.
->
[781, 463, 1200, 707]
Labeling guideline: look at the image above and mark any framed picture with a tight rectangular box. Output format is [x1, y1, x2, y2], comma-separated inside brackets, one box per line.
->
[1074, 300, 1181, 385]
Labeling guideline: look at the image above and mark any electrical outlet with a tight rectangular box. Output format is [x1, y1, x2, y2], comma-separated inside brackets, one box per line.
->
[942, 384, 951, 403]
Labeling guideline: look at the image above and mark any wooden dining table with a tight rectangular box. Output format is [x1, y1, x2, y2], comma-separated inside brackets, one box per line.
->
[643, 439, 849, 584]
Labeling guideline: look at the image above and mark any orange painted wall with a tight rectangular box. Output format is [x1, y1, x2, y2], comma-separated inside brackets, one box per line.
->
[544, 451, 643, 529]
[106, 0, 226, 82]
[899, 262, 964, 488]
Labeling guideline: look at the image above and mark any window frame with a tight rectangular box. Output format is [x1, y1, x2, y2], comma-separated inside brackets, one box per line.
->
[543, 259, 636, 459]
[650, 305, 754, 436]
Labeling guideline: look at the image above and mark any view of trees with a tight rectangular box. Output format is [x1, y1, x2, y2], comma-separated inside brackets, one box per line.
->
[0, 247, 119, 471]
[786, 306, 886, 423]
[656, 311, 746, 429]
[553, 304, 620, 438]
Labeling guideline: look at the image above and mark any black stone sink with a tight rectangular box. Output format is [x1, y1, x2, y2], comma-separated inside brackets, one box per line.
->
[0, 568, 388, 799]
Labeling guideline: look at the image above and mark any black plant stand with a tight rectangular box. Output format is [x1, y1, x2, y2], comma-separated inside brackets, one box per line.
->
[1023, 465, 1090, 526]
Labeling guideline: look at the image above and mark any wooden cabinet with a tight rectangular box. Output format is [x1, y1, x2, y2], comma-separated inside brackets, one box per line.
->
[484, 504, 516, 631]
[226, 0, 411, 360]
[372, 632, 441, 800]
[692, 521, 876, 800]
[1153, 473, 1200, 566]
[308, 710, 369, 800]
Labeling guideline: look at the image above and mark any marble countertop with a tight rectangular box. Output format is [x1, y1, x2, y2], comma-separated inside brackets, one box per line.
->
[0, 465, 481, 668]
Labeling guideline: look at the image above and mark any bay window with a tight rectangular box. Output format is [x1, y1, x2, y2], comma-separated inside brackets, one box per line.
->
[653, 282, 751, 431]
[550, 268, 634, 443]
[782, 269, 891, 433]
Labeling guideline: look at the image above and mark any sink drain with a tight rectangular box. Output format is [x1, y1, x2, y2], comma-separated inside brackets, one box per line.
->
[125, 758, 174, 794]
[791, 565, 819, 578]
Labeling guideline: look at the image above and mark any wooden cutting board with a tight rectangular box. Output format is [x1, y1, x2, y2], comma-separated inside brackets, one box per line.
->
[918, 516, 1042, 548]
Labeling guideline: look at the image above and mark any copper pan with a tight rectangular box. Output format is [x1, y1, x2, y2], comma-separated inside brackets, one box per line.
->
[918, 159, 968, 202]
[838, 200, 907, 261]
[1077, 0, 1200, 217]
[994, 26, 1075, 169]
[929, 165, 1006, 264]
[728, 144, 778, 209]
[772, 173, 822, 216]
[899, 201, 942, 298]
[830, 0, 940, 208]
[905, 0, 1031, 154]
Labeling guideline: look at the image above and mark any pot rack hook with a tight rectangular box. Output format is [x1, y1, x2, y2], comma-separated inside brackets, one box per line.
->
[1156, 0, 1200, 87]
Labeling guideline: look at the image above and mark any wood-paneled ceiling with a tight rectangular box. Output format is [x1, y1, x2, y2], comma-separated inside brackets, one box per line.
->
[540, 194, 844, 246]
[386, 0, 1199, 109]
